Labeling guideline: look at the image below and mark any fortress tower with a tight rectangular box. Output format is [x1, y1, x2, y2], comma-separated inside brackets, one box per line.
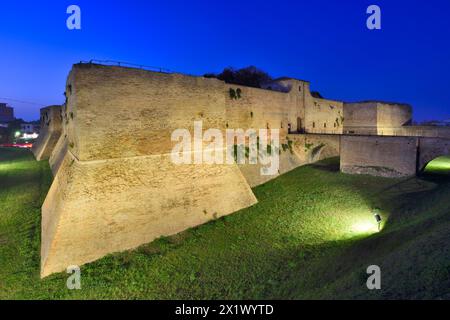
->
[32, 105, 63, 161]
[40, 64, 258, 277]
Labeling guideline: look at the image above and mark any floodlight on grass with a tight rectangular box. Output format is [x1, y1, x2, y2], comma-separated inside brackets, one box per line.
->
[373, 209, 382, 231]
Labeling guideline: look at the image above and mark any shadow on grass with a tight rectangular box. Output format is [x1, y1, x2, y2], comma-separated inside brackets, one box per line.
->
[0, 148, 33, 163]
[309, 157, 340, 172]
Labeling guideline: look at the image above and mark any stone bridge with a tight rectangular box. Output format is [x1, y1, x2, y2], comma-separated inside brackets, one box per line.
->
[312, 127, 450, 177]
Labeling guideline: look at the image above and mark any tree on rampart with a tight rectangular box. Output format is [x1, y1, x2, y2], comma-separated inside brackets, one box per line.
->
[204, 66, 272, 89]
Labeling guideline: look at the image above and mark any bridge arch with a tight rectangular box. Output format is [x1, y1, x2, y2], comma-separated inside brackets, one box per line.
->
[421, 155, 450, 175]
[310, 143, 340, 163]
[418, 138, 450, 172]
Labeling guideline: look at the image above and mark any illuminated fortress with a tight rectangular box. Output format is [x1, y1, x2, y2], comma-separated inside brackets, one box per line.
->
[34, 63, 450, 277]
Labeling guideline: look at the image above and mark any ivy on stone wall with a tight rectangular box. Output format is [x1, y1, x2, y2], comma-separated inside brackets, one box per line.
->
[282, 137, 294, 154]
[229, 88, 242, 100]
[305, 142, 314, 152]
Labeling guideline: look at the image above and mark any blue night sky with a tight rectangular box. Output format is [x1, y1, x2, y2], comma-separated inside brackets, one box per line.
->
[0, 0, 449, 121]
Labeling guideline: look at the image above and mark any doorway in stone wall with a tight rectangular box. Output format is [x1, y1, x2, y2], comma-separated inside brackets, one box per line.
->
[297, 117, 303, 133]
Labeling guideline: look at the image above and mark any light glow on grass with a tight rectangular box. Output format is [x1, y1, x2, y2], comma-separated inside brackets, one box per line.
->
[351, 220, 381, 235]
[0, 162, 31, 172]
[424, 156, 450, 175]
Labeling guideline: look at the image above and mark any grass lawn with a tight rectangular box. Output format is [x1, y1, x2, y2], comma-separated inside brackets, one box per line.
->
[1, 147, 450, 300]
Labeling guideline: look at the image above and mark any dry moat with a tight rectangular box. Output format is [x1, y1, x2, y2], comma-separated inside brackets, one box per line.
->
[1, 148, 449, 299]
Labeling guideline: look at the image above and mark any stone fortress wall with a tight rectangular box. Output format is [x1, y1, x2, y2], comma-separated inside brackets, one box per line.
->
[31, 105, 63, 161]
[340, 135, 418, 177]
[224, 77, 343, 185]
[305, 95, 344, 135]
[39, 63, 348, 276]
[343, 101, 412, 136]
[40, 64, 261, 277]
[36, 63, 450, 277]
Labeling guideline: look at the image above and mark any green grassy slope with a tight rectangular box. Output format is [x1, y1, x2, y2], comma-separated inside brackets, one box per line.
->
[0, 148, 449, 300]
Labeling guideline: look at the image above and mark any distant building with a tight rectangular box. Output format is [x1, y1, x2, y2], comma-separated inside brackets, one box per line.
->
[21, 123, 40, 134]
[0, 126, 8, 144]
[0, 103, 15, 123]
[20, 123, 40, 140]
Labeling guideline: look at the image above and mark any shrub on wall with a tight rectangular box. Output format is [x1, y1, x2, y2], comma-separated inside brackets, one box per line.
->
[205, 66, 272, 89]
[305, 142, 314, 152]
[282, 138, 294, 154]
[229, 88, 242, 100]
[229, 88, 237, 100]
